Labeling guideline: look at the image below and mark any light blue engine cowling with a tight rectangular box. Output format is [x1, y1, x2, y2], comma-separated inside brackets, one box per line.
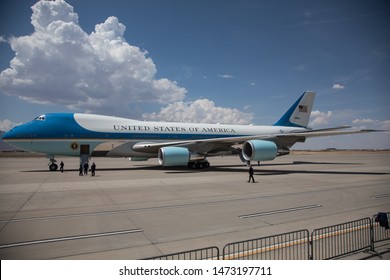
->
[158, 147, 190, 166]
[242, 140, 277, 162]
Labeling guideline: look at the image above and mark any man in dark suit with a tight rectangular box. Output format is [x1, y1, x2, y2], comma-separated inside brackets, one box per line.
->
[248, 165, 255, 183]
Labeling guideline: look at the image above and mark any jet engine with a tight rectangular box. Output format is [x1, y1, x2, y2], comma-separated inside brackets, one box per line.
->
[242, 140, 277, 162]
[158, 147, 190, 166]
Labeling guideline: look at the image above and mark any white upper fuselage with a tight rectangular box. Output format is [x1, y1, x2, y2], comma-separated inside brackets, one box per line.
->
[77, 113, 304, 137]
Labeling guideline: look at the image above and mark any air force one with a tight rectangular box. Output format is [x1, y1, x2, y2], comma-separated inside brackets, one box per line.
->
[2, 91, 379, 171]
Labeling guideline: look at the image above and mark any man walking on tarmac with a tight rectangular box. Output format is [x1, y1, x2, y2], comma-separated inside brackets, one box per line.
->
[91, 162, 96, 176]
[248, 165, 255, 183]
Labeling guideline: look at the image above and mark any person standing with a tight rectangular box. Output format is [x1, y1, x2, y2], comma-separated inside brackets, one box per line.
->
[60, 161, 64, 173]
[248, 165, 255, 183]
[84, 162, 89, 175]
[79, 164, 83, 176]
[91, 162, 96, 176]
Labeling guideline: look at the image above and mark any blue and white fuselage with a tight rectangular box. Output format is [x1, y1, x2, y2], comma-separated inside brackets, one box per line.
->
[3, 113, 304, 156]
[2, 91, 376, 170]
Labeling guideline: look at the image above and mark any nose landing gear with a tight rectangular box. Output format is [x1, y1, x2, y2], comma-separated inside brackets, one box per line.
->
[48, 157, 58, 171]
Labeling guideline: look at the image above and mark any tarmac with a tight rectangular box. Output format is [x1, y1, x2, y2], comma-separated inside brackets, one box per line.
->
[0, 151, 389, 260]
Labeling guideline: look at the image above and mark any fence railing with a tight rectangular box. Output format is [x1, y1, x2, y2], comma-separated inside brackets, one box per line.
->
[310, 218, 372, 260]
[144, 213, 389, 260]
[222, 230, 309, 260]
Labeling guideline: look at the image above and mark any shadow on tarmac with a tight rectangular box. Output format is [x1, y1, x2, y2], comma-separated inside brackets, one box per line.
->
[21, 160, 389, 176]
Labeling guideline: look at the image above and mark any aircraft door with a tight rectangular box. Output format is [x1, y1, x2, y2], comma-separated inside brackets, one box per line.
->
[80, 144, 90, 155]
[80, 144, 90, 166]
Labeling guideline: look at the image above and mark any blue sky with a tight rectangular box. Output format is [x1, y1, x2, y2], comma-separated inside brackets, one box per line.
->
[0, 0, 389, 149]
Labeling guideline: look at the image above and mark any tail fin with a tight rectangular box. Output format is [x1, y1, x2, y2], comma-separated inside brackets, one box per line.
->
[273, 91, 315, 128]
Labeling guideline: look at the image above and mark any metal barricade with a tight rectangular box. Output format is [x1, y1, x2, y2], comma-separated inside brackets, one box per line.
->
[222, 230, 310, 260]
[143, 246, 220, 260]
[310, 217, 372, 260]
[142, 215, 389, 260]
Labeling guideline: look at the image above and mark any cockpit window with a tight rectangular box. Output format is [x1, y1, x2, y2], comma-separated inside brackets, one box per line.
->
[35, 115, 46, 121]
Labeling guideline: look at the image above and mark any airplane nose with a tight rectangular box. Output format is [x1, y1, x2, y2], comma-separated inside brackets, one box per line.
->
[2, 125, 21, 140]
[2, 129, 14, 140]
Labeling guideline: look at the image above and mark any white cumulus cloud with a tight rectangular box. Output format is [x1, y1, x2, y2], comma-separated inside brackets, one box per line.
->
[309, 110, 333, 126]
[143, 99, 254, 124]
[352, 118, 390, 130]
[0, 0, 186, 115]
[332, 83, 345, 89]
[0, 119, 21, 131]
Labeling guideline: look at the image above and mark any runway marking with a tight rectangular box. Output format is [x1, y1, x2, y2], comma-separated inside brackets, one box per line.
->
[239, 204, 322, 219]
[0, 183, 381, 224]
[0, 195, 311, 223]
[0, 228, 143, 249]
[370, 194, 390, 199]
[1, 203, 323, 223]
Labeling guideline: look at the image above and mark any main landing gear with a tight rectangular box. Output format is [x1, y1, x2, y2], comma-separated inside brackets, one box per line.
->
[48, 157, 58, 171]
[187, 159, 210, 169]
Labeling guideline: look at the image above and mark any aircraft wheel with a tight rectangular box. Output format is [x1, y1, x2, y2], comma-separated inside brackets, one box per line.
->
[188, 161, 209, 169]
[49, 163, 58, 171]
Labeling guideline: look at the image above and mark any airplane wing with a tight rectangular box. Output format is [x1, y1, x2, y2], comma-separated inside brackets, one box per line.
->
[279, 128, 381, 138]
[132, 127, 381, 154]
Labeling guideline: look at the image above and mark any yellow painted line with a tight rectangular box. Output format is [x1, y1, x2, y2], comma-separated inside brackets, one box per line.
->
[224, 237, 308, 260]
[311, 223, 371, 241]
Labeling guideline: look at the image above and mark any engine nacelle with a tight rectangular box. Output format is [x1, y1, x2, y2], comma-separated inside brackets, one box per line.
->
[158, 147, 190, 166]
[242, 140, 277, 162]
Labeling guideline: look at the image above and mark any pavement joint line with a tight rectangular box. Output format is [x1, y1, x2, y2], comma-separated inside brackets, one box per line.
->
[370, 194, 390, 199]
[0, 184, 382, 224]
[0, 199, 319, 223]
[239, 204, 322, 219]
[0, 228, 143, 249]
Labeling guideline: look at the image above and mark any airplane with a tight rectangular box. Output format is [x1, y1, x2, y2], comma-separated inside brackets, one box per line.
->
[2, 91, 380, 171]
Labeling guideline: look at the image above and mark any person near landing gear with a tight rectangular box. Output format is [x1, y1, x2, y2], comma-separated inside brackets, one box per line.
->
[79, 164, 83, 176]
[91, 162, 96, 176]
[83, 162, 89, 175]
[248, 165, 255, 183]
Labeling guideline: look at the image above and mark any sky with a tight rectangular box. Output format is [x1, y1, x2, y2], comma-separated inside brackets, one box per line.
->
[0, 0, 389, 149]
